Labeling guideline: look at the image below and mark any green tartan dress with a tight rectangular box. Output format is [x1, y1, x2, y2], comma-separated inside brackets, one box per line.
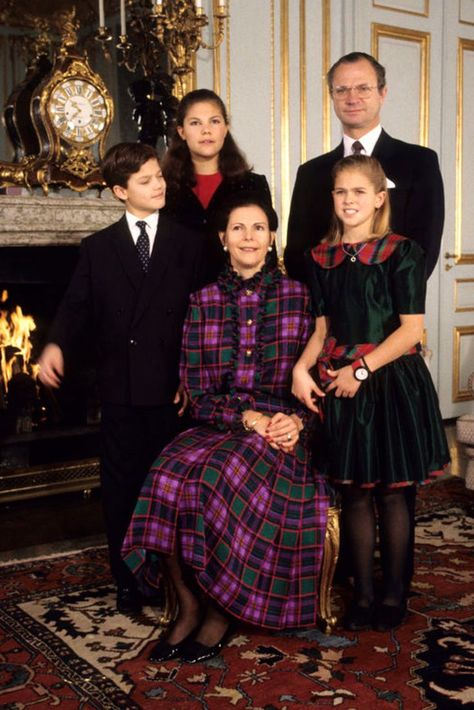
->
[122, 265, 329, 629]
[307, 234, 450, 487]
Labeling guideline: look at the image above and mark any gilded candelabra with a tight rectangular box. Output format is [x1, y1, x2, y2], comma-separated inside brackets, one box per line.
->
[96, 0, 228, 99]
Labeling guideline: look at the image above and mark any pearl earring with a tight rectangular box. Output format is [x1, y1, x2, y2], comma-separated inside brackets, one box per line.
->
[223, 245, 228, 252]
[267, 245, 273, 252]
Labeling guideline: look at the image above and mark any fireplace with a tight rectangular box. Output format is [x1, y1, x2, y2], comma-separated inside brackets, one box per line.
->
[0, 193, 122, 502]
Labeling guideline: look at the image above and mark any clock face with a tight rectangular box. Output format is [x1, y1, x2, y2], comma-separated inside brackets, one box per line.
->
[48, 79, 108, 144]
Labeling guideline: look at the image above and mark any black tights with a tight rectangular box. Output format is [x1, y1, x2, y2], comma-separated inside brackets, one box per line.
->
[341, 485, 411, 607]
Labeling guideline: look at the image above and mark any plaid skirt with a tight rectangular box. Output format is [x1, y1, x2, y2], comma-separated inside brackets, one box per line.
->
[122, 425, 329, 629]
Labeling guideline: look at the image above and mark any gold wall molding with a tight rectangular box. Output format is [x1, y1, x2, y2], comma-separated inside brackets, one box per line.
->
[455, 38, 474, 265]
[372, 0, 429, 17]
[226, 12, 230, 111]
[299, 0, 307, 164]
[322, 0, 331, 153]
[211, 0, 230, 109]
[371, 23, 430, 146]
[213, 0, 221, 95]
[270, 0, 276, 207]
[280, 0, 290, 243]
[454, 279, 474, 312]
[453, 325, 474, 401]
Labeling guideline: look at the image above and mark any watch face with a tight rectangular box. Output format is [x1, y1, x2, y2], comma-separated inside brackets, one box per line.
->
[354, 366, 369, 382]
[48, 79, 108, 143]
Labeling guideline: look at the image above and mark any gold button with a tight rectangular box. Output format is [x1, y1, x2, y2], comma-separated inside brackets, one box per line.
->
[245, 349, 252, 357]
[245, 289, 254, 296]
[247, 319, 253, 326]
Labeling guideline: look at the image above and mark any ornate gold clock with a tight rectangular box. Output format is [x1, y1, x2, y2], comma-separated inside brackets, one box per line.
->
[29, 49, 114, 192]
[48, 78, 108, 145]
[0, 9, 114, 193]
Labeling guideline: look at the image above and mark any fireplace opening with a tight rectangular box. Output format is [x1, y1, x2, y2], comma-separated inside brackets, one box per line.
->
[0, 246, 101, 501]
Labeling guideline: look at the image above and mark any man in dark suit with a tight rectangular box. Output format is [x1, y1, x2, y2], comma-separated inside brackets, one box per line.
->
[284, 51, 444, 280]
[38, 143, 204, 613]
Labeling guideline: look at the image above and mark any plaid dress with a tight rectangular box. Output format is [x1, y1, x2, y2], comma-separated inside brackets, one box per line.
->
[307, 234, 450, 486]
[122, 265, 329, 629]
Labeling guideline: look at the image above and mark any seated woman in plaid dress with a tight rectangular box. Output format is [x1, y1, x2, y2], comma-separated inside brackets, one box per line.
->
[122, 195, 329, 664]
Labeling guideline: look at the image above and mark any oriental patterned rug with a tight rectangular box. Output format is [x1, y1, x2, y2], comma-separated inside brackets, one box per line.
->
[0, 476, 473, 710]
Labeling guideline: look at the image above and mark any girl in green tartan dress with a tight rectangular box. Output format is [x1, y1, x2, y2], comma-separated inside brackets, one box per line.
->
[292, 155, 449, 633]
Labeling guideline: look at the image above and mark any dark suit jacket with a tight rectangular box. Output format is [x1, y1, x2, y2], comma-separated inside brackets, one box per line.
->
[284, 130, 444, 280]
[48, 213, 204, 407]
[163, 171, 273, 282]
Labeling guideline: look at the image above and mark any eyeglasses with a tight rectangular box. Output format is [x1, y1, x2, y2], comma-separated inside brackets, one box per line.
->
[331, 84, 380, 99]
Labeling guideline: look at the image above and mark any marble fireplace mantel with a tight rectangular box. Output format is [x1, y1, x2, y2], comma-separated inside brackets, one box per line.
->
[0, 193, 124, 247]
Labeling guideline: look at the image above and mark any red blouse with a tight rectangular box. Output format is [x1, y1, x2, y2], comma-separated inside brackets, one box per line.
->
[192, 172, 223, 208]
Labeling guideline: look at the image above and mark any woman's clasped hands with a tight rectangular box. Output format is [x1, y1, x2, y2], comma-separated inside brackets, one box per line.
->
[244, 411, 303, 453]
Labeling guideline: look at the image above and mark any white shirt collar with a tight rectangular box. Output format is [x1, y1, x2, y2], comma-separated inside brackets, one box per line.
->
[343, 125, 382, 157]
[125, 210, 159, 250]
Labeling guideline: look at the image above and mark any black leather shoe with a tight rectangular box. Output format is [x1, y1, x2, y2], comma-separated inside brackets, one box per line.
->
[374, 602, 407, 632]
[342, 603, 374, 631]
[149, 635, 189, 663]
[180, 629, 232, 664]
[116, 586, 142, 614]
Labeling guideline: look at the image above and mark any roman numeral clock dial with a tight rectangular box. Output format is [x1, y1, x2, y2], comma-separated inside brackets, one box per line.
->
[49, 80, 107, 143]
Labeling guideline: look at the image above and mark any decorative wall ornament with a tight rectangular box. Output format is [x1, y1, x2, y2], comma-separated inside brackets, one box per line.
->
[96, 0, 229, 100]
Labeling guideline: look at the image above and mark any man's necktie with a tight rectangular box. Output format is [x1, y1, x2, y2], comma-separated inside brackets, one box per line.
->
[135, 220, 150, 272]
[351, 140, 364, 155]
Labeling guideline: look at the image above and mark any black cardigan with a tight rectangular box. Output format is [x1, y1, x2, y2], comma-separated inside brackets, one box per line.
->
[163, 171, 273, 283]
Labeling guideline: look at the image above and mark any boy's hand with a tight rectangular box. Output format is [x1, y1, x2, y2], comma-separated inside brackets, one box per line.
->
[174, 384, 188, 416]
[38, 343, 64, 388]
[325, 365, 361, 397]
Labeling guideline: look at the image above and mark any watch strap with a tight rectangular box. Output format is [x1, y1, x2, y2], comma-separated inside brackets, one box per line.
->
[361, 355, 371, 373]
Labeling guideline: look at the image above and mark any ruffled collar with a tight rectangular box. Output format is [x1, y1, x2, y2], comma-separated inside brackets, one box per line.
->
[217, 257, 282, 294]
[216, 258, 282, 392]
[310, 233, 406, 269]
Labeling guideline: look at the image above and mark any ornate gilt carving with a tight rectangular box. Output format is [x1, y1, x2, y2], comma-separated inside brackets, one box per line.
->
[318, 504, 341, 634]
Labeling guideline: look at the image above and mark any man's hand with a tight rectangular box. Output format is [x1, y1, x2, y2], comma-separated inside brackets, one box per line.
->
[38, 343, 64, 388]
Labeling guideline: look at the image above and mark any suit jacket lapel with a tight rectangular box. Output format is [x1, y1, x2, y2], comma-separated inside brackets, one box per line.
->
[131, 213, 174, 326]
[112, 215, 144, 291]
[372, 129, 394, 160]
[334, 142, 344, 160]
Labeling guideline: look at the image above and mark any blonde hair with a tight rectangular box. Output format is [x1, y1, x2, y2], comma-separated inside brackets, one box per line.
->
[326, 154, 391, 245]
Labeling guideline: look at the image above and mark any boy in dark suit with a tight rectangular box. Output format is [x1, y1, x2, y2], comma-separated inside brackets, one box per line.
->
[284, 52, 444, 281]
[39, 143, 204, 612]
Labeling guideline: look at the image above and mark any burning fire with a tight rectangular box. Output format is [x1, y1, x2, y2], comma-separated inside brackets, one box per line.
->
[0, 290, 39, 392]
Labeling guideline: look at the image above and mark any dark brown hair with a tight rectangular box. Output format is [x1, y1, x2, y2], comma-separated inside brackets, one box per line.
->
[101, 142, 159, 189]
[326, 52, 386, 91]
[326, 154, 391, 245]
[216, 194, 278, 233]
[162, 89, 250, 193]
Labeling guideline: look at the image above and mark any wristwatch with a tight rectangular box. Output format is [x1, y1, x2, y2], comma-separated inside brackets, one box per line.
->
[352, 358, 371, 382]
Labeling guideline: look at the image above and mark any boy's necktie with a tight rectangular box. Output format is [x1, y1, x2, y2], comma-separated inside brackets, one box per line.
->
[135, 220, 150, 272]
